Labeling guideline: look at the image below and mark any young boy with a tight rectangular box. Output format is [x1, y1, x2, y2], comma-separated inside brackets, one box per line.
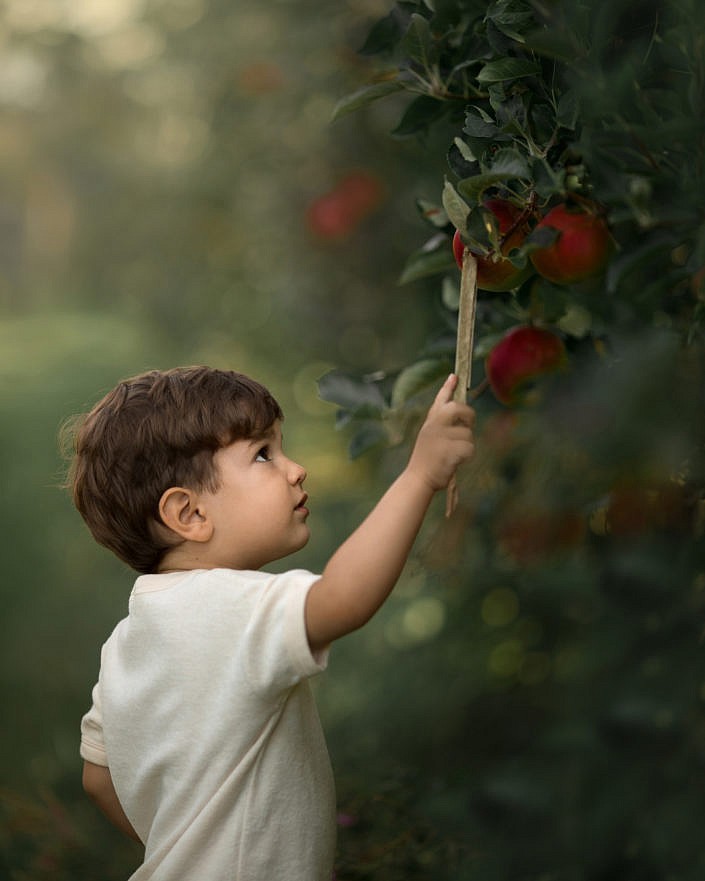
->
[69, 365, 474, 880]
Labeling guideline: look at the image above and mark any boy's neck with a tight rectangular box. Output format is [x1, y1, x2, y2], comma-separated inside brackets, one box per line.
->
[156, 542, 267, 574]
[157, 543, 218, 574]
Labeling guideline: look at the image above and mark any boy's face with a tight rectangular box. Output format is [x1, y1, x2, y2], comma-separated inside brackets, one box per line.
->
[198, 421, 310, 570]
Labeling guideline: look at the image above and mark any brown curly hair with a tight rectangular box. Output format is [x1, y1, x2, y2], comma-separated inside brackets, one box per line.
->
[63, 366, 283, 573]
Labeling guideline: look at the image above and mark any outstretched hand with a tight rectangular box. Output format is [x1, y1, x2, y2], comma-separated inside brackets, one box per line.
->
[305, 375, 476, 651]
[407, 374, 476, 492]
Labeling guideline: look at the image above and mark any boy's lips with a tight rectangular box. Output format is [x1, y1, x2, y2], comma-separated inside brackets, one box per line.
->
[295, 493, 309, 513]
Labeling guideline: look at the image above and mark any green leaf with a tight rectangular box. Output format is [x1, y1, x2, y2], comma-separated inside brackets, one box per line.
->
[447, 138, 480, 179]
[496, 93, 528, 134]
[453, 137, 477, 163]
[332, 80, 406, 122]
[317, 370, 387, 413]
[401, 13, 437, 67]
[456, 175, 495, 203]
[349, 422, 389, 459]
[464, 106, 502, 139]
[456, 148, 531, 201]
[473, 329, 508, 359]
[470, 104, 494, 123]
[391, 358, 450, 408]
[359, 7, 411, 56]
[532, 159, 564, 199]
[528, 104, 556, 148]
[487, 81, 508, 114]
[442, 275, 460, 310]
[556, 90, 580, 130]
[485, 0, 535, 35]
[477, 58, 541, 84]
[441, 180, 470, 233]
[416, 198, 449, 229]
[488, 147, 531, 177]
[485, 19, 514, 56]
[392, 94, 448, 136]
[489, 19, 526, 45]
[531, 280, 571, 323]
[399, 237, 456, 284]
[466, 206, 494, 253]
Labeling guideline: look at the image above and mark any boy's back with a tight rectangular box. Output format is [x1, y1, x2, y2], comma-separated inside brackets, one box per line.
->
[82, 568, 335, 879]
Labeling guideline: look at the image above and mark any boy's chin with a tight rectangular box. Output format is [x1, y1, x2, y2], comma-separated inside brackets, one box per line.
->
[270, 533, 311, 563]
[274, 528, 311, 561]
[292, 527, 312, 554]
[295, 528, 311, 551]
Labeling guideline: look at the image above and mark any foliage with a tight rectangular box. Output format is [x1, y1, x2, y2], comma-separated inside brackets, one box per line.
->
[325, 0, 705, 448]
[323, 1, 705, 879]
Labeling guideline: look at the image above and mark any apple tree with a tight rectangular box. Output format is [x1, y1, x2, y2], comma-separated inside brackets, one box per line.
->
[323, 1, 705, 878]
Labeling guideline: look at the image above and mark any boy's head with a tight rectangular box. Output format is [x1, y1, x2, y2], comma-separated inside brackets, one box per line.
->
[64, 366, 283, 574]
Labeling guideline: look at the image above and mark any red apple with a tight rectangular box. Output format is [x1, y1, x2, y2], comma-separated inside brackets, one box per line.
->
[306, 171, 384, 240]
[485, 325, 566, 405]
[306, 192, 355, 239]
[453, 199, 533, 292]
[336, 171, 385, 218]
[530, 203, 612, 284]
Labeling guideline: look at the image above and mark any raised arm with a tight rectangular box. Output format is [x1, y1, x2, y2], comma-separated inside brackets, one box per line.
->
[305, 374, 475, 652]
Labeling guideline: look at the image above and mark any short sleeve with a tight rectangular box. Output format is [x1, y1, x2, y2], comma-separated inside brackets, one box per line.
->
[80, 678, 108, 766]
[240, 569, 328, 695]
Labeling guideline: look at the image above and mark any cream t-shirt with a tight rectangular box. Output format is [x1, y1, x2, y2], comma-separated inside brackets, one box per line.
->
[81, 568, 336, 880]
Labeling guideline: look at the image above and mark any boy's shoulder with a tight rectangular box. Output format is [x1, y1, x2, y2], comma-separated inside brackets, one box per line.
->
[120, 569, 320, 650]
[100, 566, 325, 692]
[132, 566, 316, 594]
[127, 568, 320, 618]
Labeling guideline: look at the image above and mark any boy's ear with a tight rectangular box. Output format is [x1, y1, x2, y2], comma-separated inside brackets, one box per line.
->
[157, 487, 213, 543]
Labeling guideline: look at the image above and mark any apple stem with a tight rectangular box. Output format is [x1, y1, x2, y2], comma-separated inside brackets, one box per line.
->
[446, 248, 478, 518]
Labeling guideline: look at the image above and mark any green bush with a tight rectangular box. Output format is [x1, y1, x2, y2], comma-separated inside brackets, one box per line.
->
[325, 1, 705, 878]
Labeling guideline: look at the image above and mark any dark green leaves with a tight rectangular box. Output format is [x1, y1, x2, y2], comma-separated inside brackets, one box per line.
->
[332, 80, 406, 122]
[401, 13, 437, 67]
[399, 235, 456, 284]
[476, 58, 541, 84]
[358, 5, 413, 56]
[317, 360, 451, 459]
[390, 357, 450, 408]
[392, 94, 451, 137]
[317, 369, 387, 417]
[318, 370, 390, 458]
[456, 148, 531, 202]
[332, 0, 705, 463]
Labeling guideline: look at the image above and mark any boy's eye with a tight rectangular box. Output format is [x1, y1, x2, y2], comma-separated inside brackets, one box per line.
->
[255, 446, 271, 462]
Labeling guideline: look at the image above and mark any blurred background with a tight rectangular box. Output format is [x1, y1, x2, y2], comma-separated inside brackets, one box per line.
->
[0, 0, 458, 877]
[3, 1, 705, 880]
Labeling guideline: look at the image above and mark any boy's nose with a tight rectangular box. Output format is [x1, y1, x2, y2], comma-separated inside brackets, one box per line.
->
[289, 460, 307, 485]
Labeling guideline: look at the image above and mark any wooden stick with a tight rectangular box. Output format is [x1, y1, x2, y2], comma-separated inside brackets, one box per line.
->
[445, 248, 478, 518]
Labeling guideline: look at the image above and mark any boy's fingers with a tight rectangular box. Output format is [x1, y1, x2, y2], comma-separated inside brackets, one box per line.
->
[433, 373, 458, 408]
